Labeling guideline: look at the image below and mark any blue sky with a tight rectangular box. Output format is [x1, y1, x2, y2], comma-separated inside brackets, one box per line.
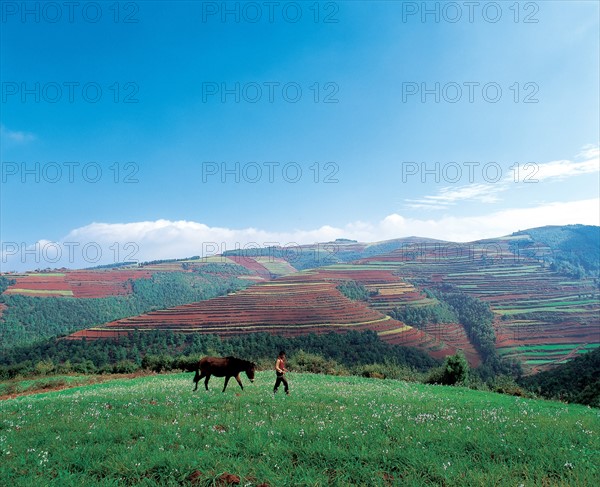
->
[1, 1, 599, 271]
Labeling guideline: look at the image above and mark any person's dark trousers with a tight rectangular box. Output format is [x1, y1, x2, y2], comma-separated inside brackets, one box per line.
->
[274, 372, 289, 394]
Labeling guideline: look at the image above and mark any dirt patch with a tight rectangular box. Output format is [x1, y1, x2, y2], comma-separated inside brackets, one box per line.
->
[0, 371, 152, 401]
[217, 473, 240, 485]
[187, 470, 203, 485]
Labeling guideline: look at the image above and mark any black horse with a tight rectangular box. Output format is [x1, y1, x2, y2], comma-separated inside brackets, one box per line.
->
[193, 356, 256, 392]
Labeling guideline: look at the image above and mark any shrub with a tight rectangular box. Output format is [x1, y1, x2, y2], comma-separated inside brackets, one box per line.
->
[426, 351, 469, 386]
[354, 362, 425, 382]
[112, 360, 139, 374]
[71, 360, 97, 374]
[55, 361, 74, 375]
[141, 354, 174, 373]
[357, 364, 386, 379]
[575, 380, 600, 407]
[34, 359, 55, 376]
[492, 375, 531, 398]
[172, 355, 201, 372]
[288, 350, 348, 375]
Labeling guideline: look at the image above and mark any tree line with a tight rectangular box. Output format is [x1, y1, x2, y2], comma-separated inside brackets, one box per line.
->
[520, 347, 600, 407]
[0, 330, 438, 379]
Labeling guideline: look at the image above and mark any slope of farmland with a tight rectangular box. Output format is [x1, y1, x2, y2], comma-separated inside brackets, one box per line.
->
[273, 266, 470, 362]
[419, 322, 482, 367]
[222, 237, 447, 270]
[0, 257, 295, 348]
[0, 264, 260, 349]
[3, 269, 155, 298]
[279, 264, 437, 314]
[2, 255, 296, 300]
[5, 226, 598, 372]
[358, 236, 600, 373]
[66, 275, 458, 360]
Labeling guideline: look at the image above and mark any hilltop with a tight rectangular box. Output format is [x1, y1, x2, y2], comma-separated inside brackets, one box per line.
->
[1, 372, 598, 486]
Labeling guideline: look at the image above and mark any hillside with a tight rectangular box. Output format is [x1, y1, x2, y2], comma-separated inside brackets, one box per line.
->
[512, 224, 600, 278]
[65, 229, 599, 374]
[0, 265, 255, 349]
[2, 226, 598, 375]
[521, 347, 600, 406]
[1, 372, 598, 486]
[65, 265, 460, 363]
[358, 236, 599, 374]
[222, 236, 447, 270]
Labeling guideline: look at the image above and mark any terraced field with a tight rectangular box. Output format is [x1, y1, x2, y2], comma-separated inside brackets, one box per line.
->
[66, 273, 458, 360]
[282, 265, 436, 314]
[61, 259, 479, 362]
[266, 266, 477, 363]
[67, 280, 398, 336]
[419, 322, 482, 367]
[2, 256, 295, 299]
[8, 231, 598, 373]
[359, 237, 600, 373]
[3, 270, 154, 298]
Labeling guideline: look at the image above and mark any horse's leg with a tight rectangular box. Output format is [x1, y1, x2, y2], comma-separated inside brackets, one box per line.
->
[204, 374, 211, 391]
[222, 375, 231, 392]
[235, 373, 244, 390]
[193, 371, 206, 391]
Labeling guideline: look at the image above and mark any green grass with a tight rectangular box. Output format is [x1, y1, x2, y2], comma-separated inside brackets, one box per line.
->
[1, 372, 598, 486]
[5, 289, 73, 296]
[254, 257, 296, 276]
[526, 359, 569, 365]
[0, 375, 85, 396]
[495, 307, 591, 315]
[498, 343, 600, 355]
[0, 375, 141, 397]
[494, 299, 598, 311]
[447, 266, 540, 276]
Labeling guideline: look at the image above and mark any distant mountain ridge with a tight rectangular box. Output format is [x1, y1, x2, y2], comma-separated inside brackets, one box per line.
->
[511, 224, 600, 278]
[222, 225, 599, 276]
[1, 225, 598, 375]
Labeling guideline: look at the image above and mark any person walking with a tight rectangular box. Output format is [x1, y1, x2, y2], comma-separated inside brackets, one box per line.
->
[273, 351, 289, 395]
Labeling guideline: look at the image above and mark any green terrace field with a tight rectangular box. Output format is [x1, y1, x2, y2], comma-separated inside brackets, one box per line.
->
[1, 372, 598, 486]
[3, 289, 74, 296]
[253, 257, 297, 277]
[499, 343, 600, 366]
[358, 239, 600, 373]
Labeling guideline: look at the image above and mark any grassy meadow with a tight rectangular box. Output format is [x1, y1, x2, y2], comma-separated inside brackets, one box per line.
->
[1, 371, 599, 486]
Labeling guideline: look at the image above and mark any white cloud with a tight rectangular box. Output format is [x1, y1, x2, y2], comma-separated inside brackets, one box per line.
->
[500, 145, 598, 183]
[0, 125, 36, 144]
[577, 144, 600, 161]
[2, 198, 598, 271]
[405, 183, 506, 210]
[378, 198, 599, 242]
[403, 145, 599, 210]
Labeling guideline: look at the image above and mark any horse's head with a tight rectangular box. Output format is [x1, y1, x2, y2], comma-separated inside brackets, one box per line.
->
[245, 362, 256, 383]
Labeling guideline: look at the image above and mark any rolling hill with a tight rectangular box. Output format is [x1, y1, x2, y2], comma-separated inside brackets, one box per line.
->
[2, 226, 599, 374]
[1, 372, 598, 486]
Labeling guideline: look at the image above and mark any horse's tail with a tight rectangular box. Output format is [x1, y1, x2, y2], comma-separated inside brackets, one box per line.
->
[193, 362, 201, 384]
